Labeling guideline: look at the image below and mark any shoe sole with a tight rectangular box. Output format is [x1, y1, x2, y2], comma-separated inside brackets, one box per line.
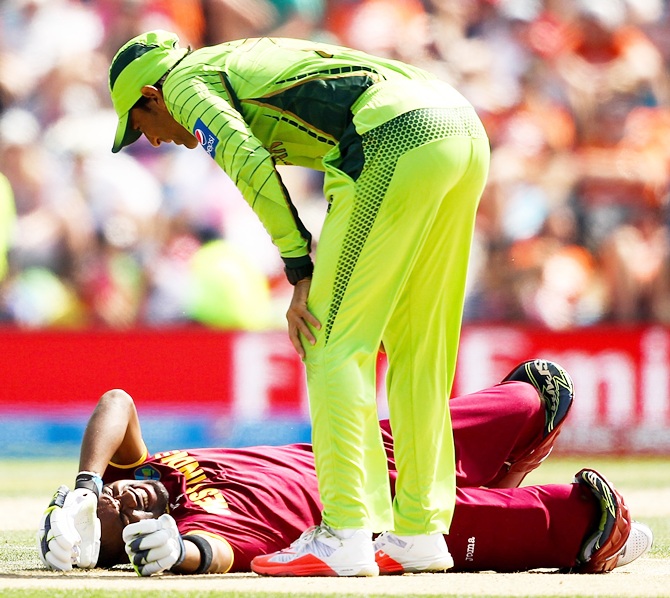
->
[253, 567, 380, 577]
[252, 558, 379, 577]
[377, 552, 454, 575]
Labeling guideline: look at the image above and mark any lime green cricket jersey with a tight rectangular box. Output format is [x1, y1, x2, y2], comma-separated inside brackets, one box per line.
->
[161, 37, 467, 266]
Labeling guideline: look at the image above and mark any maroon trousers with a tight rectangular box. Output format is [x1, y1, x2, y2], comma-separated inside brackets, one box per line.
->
[381, 381, 597, 572]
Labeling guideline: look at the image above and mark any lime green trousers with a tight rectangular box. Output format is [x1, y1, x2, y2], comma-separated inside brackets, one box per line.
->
[306, 106, 490, 534]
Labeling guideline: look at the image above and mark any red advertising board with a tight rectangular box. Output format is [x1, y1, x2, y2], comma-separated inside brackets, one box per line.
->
[2, 325, 669, 454]
[0, 327, 305, 417]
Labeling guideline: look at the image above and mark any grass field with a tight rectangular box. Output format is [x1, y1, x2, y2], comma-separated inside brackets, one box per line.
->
[1, 456, 669, 598]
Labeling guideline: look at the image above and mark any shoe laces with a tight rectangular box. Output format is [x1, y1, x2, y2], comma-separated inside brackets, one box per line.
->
[374, 531, 407, 552]
[291, 525, 337, 551]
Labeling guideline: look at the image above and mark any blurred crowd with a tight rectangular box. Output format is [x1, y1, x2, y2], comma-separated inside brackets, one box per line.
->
[1, 0, 669, 330]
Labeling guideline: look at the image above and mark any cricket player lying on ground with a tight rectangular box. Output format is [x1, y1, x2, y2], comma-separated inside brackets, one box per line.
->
[37, 360, 652, 576]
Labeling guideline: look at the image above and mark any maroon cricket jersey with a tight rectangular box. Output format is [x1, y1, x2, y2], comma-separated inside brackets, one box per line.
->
[104, 443, 327, 571]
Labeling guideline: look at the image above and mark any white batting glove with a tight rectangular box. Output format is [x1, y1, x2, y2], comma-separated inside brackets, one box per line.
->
[123, 513, 186, 576]
[37, 486, 79, 571]
[64, 488, 101, 568]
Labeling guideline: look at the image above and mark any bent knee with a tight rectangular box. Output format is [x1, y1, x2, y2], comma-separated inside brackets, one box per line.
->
[501, 380, 545, 419]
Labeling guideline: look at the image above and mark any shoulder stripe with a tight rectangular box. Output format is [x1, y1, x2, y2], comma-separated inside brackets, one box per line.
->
[274, 65, 380, 85]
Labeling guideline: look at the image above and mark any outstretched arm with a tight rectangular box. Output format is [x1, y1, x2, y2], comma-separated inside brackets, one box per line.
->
[78, 389, 148, 475]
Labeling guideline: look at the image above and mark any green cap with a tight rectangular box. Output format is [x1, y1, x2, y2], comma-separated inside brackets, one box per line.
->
[108, 30, 188, 153]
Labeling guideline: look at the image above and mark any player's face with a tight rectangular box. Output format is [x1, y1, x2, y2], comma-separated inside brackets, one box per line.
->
[130, 87, 199, 150]
[96, 480, 170, 566]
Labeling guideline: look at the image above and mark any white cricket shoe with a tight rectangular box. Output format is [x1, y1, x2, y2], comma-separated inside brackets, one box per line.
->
[251, 525, 378, 577]
[615, 521, 653, 568]
[374, 532, 454, 574]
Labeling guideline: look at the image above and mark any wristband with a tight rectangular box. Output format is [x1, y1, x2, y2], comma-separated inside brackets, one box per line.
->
[284, 261, 314, 285]
[75, 471, 103, 498]
[181, 535, 214, 574]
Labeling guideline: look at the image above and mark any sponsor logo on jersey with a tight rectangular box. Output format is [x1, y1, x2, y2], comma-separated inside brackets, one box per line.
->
[194, 119, 219, 158]
[134, 464, 162, 481]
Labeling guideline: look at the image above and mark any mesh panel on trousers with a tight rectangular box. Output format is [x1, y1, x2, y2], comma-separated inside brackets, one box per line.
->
[323, 106, 486, 343]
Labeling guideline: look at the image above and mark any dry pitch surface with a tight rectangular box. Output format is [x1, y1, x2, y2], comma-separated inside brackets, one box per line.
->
[2, 560, 667, 597]
[2, 494, 668, 597]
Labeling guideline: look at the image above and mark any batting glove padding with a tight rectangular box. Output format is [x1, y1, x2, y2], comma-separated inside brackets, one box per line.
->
[123, 513, 186, 576]
[65, 487, 101, 568]
[37, 485, 101, 572]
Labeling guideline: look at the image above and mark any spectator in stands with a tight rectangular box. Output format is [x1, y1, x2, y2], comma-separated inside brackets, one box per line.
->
[1, 0, 669, 330]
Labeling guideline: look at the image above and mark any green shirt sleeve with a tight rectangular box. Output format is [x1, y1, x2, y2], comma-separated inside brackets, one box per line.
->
[164, 66, 312, 265]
